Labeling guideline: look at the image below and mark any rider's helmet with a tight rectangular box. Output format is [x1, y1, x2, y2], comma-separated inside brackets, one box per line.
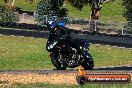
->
[47, 19, 56, 31]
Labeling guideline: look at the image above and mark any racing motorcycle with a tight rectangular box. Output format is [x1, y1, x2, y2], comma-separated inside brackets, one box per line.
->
[46, 20, 94, 70]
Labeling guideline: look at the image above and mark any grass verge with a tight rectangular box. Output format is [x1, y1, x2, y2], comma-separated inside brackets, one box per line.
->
[1, 82, 132, 88]
[0, 35, 132, 70]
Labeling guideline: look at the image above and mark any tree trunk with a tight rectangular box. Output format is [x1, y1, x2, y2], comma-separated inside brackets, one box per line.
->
[89, 0, 102, 32]
[4, 0, 16, 10]
[11, 0, 15, 8]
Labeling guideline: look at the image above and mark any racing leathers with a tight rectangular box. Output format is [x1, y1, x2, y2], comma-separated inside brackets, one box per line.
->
[46, 26, 92, 62]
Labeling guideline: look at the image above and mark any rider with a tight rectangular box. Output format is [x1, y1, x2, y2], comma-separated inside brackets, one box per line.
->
[46, 19, 93, 63]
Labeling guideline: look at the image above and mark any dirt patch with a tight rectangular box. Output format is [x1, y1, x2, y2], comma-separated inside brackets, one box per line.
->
[65, 24, 85, 30]
[0, 73, 77, 85]
[17, 14, 38, 24]
[0, 71, 132, 85]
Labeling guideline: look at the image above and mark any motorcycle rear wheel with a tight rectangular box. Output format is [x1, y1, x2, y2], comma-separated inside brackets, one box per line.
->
[50, 53, 67, 70]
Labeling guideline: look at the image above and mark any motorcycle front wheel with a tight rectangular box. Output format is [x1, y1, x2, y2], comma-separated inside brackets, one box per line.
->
[50, 52, 67, 70]
[81, 53, 94, 70]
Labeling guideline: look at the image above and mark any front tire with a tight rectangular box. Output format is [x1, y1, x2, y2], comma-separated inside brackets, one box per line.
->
[50, 53, 67, 70]
[81, 53, 94, 70]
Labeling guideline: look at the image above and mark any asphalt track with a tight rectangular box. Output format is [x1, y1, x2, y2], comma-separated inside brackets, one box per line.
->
[0, 28, 132, 48]
[1, 65, 132, 74]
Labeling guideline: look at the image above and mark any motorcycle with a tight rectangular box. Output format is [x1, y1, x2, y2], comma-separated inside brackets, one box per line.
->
[46, 20, 94, 70]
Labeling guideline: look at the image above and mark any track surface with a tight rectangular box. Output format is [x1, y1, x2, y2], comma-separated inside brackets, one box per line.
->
[0, 66, 132, 85]
[0, 28, 132, 48]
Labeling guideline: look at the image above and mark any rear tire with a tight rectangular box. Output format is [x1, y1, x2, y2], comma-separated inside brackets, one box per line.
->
[50, 53, 67, 70]
[81, 53, 94, 70]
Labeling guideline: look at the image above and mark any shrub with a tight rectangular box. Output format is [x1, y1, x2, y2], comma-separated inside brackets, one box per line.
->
[122, 0, 132, 33]
[122, 0, 132, 22]
[34, 0, 68, 23]
[0, 6, 19, 23]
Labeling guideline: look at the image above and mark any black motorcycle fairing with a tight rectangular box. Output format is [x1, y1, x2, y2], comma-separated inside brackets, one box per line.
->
[46, 26, 71, 52]
[46, 38, 59, 52]
[46, 30, 58, 52]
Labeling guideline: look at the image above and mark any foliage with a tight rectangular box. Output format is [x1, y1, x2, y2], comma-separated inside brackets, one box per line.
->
[0, 6, 19, 23]
[123, 22, 132, 33]
[35, 0, 68, 22]
[122, 0, 132, 22]
[122, 0, 132, 32]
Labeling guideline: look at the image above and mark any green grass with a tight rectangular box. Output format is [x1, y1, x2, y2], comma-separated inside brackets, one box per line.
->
[0, 0, 127, 22]
[0, 35, 53, 70]
[0, 0, 4, 5]
[2, 82, 132, 88]
[15, 0, 40, 12]
[0, 35, 132, 70]
[0, 0, 40, 12]
[90, 45, 132, 67]
[100, 1, 126, 22]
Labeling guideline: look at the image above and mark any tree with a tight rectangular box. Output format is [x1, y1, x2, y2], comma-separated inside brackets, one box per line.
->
[35, 0, 68, 22]
[122, 0, 132, 22]
[4, 0, 16, 9]
[68, 0, 110, 20]
[0, 5, 19, 23]
[122, 0, 132, 33]
[67, 0, 110, 31]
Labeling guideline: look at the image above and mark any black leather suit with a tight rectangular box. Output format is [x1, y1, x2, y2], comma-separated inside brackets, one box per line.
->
[46, 26, 92, 61]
